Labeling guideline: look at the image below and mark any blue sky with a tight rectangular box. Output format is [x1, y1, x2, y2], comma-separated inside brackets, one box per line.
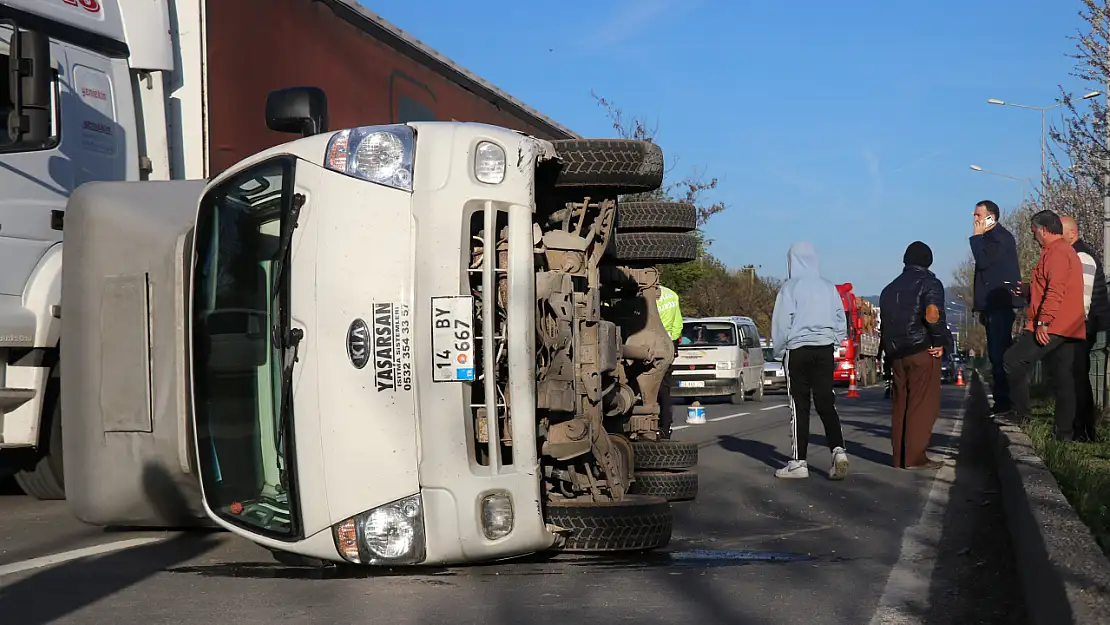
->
[371, 0, 1097, 295]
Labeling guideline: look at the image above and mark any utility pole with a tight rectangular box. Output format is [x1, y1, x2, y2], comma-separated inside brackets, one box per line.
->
[741, 264, 761, 287]
[1101, 84, 1110, 410]
[1104, 84, 1110, 268]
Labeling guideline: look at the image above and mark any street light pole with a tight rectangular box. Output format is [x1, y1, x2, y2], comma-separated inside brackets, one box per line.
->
[969, 165, 1032, 203]
[987, 91, 1102, 195]
[1041, 108, 1047, 191]
[1104, 84, 1110, 266]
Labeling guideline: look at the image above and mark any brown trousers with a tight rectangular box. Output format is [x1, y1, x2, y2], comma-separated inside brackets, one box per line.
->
[890, 349, 942, 468]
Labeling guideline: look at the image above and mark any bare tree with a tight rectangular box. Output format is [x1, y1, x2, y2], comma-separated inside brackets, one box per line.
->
[592, 91, 726, 227]
[1046, 0, 1110, 258]
[1002, 199, 1042, 279]
[592, 91, 781, 334]
[684, 271, 780, 333]
[950, 255, 987, 355]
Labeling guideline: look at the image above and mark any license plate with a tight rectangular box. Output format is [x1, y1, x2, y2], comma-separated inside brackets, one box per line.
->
[679, 380, 705, 388]
[431, 296, 476, 382]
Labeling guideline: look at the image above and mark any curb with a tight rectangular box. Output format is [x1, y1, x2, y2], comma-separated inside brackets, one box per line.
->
[971, 372, 1110, 624]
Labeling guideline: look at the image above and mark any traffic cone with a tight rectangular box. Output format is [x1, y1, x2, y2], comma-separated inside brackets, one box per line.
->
[956, 368, 965, 386]
[846, 369, 860, 398]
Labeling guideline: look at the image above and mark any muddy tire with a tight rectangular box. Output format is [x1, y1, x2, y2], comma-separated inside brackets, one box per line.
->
[15, 381, 64, 501]
[609, 232, 698, 264]
[546, 495, 672, 552]
[629, 470, 698, 502]
[630, 440, 698, 470]
[550, 139, 664, 194]
[616, 201, 697, 232]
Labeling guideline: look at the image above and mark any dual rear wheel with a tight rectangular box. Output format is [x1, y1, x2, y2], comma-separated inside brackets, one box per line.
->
[548, 439, 699, 552]
[542, 138, 699, 554]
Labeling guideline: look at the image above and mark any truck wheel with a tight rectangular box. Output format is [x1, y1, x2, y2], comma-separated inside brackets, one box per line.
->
[546, 495, 672, 552]
[751, 382, 765, 402]
[629, 470, 698, 502]
[616, 201, 697, 232]
[609, 232, 698, 264]
[15, 385, 65, 501]
[630, 439, 697, 470]
[550, 139, 664, 194]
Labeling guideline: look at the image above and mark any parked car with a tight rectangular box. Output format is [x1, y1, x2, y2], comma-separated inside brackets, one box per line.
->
[762, 347, 787, 393]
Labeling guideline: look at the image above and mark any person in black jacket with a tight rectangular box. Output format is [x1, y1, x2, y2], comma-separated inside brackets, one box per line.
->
[1062, 216, 1110, 441]
[879, 241, 953, 470]
[970, 200, 1022, 415]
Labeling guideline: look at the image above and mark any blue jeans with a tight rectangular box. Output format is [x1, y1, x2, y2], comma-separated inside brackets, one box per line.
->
[981, 307, 1015, 411]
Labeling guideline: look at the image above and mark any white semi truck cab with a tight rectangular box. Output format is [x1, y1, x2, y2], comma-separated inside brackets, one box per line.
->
[0, 0, 208, 498]
[62, 88, 704, 565]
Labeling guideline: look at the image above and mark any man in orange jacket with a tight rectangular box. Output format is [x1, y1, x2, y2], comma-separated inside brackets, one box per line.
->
[1003, 210, 1087, 441]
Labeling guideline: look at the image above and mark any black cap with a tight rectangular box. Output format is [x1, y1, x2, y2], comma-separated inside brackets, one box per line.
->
[903, 241, 933, 268]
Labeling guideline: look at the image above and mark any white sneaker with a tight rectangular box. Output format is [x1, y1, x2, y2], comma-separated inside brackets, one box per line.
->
[775, 460, 809, 479]
[830, 446, 849, 480]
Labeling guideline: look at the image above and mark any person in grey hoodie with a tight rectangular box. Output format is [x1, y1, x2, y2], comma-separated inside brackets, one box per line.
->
[771, 241, 850, 480]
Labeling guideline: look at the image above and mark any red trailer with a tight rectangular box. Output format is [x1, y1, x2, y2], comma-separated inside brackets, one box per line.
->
[834, 284, 881, 386]
[205, 0, 578, 175]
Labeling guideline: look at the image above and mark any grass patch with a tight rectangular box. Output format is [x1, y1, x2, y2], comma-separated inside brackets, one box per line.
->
[1023, 397, 1110, 556]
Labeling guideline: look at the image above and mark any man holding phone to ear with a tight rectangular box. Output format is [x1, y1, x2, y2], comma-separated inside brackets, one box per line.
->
[970, 200, 1022, 415]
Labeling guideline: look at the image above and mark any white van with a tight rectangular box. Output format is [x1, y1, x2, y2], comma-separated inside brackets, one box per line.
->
[61, 93, 702, 567]
[671, 316, 765, 404]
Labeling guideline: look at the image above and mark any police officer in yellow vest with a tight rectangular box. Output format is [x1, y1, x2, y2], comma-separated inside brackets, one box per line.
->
[657, 285, 683, 438]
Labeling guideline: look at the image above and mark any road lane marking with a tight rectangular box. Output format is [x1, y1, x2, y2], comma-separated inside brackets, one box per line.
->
[670, 404, 787, 430]
[868, 404, 963, 624]
[0, 537, 168, 578]
[709, 412, 749, 422]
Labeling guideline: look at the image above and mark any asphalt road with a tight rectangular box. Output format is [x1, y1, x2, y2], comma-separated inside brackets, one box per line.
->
[0, 386, 1027, 625]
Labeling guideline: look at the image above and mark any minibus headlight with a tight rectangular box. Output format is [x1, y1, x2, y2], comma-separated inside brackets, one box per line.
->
[332, 494, 426, 565]
[325, 124, 415, 192]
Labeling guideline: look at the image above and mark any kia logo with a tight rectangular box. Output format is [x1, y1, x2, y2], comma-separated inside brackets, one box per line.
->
[347, 318, 370, 369]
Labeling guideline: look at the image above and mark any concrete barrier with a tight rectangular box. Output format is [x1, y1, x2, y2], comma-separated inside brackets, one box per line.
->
[971, 372, 1110, 624]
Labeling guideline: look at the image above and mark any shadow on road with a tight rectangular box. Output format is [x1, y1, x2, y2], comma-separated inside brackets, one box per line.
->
[0, 476, 20, 496]
[667, 385, 1028, 623]
[0, 533, 219, 625]
[0, 463, 220, 625]
[716, 434, 790, 469]
[919, 374, 1028, 624]
[813, 433, 893, 468]
[840, 418, 893, 438]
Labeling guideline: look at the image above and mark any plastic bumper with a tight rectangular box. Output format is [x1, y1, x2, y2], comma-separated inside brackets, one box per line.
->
[420, 478, 554, 566]
[762, 376, 787, 391]
[671, 378, 740, 397]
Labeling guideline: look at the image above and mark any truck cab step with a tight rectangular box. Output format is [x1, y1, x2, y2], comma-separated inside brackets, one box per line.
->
[0, 388, 35, 410]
